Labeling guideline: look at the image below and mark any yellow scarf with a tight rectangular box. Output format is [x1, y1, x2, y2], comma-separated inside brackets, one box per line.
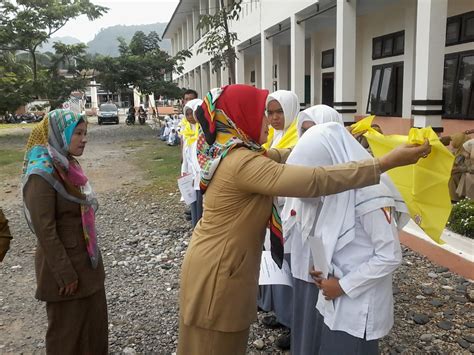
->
[263, 120, 298, 150]
[181, 119, 200, 147]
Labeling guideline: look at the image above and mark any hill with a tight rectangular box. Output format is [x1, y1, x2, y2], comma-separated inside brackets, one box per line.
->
[86, 23, 171, 56]
[39, 36, 82, 52]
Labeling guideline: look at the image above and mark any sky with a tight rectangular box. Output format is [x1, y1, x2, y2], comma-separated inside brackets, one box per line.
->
[54, 0, 180, 43]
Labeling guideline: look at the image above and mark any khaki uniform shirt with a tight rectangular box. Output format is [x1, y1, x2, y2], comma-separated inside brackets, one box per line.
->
[24, 175, 105, 302]
[180, 147, 380, 332]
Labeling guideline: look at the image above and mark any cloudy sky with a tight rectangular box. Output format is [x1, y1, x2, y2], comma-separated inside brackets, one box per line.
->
[55, 0, 180, 42]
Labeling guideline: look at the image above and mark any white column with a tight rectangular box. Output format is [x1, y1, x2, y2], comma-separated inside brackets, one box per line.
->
[335, 0, 357, 124]
[195, 68, 202, 97]
[310, 32, 320, 105]
[187, 15, 193, 47]
[182, 22, 188, 50]
[291, 14, 305, 107]
[235, 47, 246, 84]
[210, 62, 218, 88]
[221, 67, 230, 86]
[412, 0, 447, 131]
[278, 46, 289, 90]
[133, 88, 141, 108]
[190, 71, 196, 91]
[181, 25, 186, 50]
[90, 80, 98, 110]
[255, 55, 261, 88]
[201, 63, 210, 96]
[193, 8, 200, 41]
[148, 93, 155, 107]
[261, 31, 273, 90]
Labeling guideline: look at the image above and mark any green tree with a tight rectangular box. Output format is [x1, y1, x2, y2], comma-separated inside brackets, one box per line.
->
[92, 31, 191, 100]
[197, 0, 242, 84]
[0, 0, 107, 85]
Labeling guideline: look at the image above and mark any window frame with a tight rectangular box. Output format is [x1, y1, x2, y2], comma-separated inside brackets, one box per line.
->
[446, 11, 474, 46]
[321, 49, 335, 69]
[372, 31, 405, 60]
[442, 50, 474, 120]
[366, 61, 404, 117]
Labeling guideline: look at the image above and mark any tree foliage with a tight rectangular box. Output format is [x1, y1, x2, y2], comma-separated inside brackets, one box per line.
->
[197, 0, 242, 84]
[92, 31, 191, 99]
[0, 0, 107, 82]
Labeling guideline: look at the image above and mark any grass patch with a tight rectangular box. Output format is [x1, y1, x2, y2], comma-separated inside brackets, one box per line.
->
[0, 148, 24, 179]
[123, 139, 182, 191]
[0, 123, 32, 130]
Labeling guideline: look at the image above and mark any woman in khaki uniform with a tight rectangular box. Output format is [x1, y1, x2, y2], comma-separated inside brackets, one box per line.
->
[22, 109, 107, 354]
[177, 85, 431, 354]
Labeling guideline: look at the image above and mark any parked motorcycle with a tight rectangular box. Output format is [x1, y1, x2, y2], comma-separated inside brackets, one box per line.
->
[126, 112, 136, 125]
[138, 111, 146, 125]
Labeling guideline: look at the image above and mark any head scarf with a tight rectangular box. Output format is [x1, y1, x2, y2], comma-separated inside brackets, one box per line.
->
[296, 104, 343, 137]
[195, 84, 268, 191]
[463, 138, 474, 156]
[450, 132, 470, 158]
[181, 98, 203, 147]
[22, 109, 99, 268]
[264, 90, 299, 149]
[282, 122, 408, 277]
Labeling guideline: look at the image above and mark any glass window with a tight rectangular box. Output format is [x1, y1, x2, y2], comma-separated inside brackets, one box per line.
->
[446, 18, 461, 44]
[458, 55, 474, 116]
[382, 37, 393, 57]
[394, 33, 404, 55]
[321, 49, 334, 68]
[367, 68, 381, 112]
[464, 15, 474, 39]
[443, 56, 459, 115]
[443, 51, 474, 119]
[373, 38, 382, 59]
[367, 63, 403, 117]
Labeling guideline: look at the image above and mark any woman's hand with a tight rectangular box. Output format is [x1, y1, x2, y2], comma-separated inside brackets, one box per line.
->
[379, 139, 431, 173]
[310, 268, 345, 300]
[59, 280, 78, 296]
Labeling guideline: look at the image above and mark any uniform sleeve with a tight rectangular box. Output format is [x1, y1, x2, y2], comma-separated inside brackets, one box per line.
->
[24, 175, 78, 287]
[0, 209, 12, 262]
[265, 148, 292, 163]
[234, 151, 381, 198]
[338, 209, 402, 299]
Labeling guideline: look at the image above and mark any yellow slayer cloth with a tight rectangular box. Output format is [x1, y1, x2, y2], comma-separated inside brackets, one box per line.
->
[181, 118, 200, 147]
[351, 116, 454, 243]
[262, 120, 298, 150]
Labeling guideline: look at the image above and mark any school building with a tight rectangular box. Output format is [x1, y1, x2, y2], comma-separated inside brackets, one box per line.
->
[163, 0, 474, 135]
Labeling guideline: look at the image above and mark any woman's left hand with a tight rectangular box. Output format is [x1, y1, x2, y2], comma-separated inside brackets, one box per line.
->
[319, 277, 345, 300]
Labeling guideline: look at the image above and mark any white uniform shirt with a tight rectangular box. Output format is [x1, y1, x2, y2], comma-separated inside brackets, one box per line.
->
[180, 124, 201, 190]
[316, 208, 402, 340]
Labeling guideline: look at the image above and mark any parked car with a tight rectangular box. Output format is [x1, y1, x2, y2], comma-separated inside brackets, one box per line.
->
[98, 103, 119, 125]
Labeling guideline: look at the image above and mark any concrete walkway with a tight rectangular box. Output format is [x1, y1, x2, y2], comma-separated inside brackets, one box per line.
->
[401, 220, 474, 280]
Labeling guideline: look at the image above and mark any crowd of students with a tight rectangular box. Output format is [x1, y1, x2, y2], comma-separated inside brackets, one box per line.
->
[6, 84, 440, 355]
[175, 85, 431, 354]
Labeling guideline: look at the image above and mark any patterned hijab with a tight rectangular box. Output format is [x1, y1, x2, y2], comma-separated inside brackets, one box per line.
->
[22, 109, 99, 268]
[195, 84, 268, 191]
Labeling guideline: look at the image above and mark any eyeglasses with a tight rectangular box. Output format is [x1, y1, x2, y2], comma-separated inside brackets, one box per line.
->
[266, 109, 284, 117]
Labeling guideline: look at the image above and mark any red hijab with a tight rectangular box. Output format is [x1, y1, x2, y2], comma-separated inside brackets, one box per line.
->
[198, 84, 269, 144]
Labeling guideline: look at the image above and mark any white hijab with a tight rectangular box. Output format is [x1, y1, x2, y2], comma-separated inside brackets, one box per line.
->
[266, 90, 299, 148]
[296, 104, 343, 137]
[183, 98, 203, 117]
[282, 123, 408, 276]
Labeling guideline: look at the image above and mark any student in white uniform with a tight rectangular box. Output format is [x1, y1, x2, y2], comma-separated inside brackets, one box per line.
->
[281, 104, 344, 355]
[182, 99, 204, 227]
[285, 122, 408, 355]
[257, 90, 299, 349]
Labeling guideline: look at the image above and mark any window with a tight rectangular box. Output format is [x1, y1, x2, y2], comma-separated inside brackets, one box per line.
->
[366, 62, 403, 116]
[321, 49, 334, 69]
[446, 11, 474, 45]
[372, 31, 404, 59]
[443, 51, 474, 119]
[250, 70, 255, 83]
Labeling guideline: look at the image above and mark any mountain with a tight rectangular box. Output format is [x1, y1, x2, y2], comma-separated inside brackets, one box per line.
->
[39, 36, 82, 53]
[86, 23, 171, 56]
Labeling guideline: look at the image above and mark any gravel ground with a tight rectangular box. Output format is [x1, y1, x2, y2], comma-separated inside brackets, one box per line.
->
[0, 122, 473, 354]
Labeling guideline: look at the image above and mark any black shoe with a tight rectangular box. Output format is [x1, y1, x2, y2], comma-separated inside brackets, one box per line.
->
[261, 314, 283, 329]
[185, 214, 192, 221]
[275, 331, 291, 350]
[184, 210, 191, 216]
